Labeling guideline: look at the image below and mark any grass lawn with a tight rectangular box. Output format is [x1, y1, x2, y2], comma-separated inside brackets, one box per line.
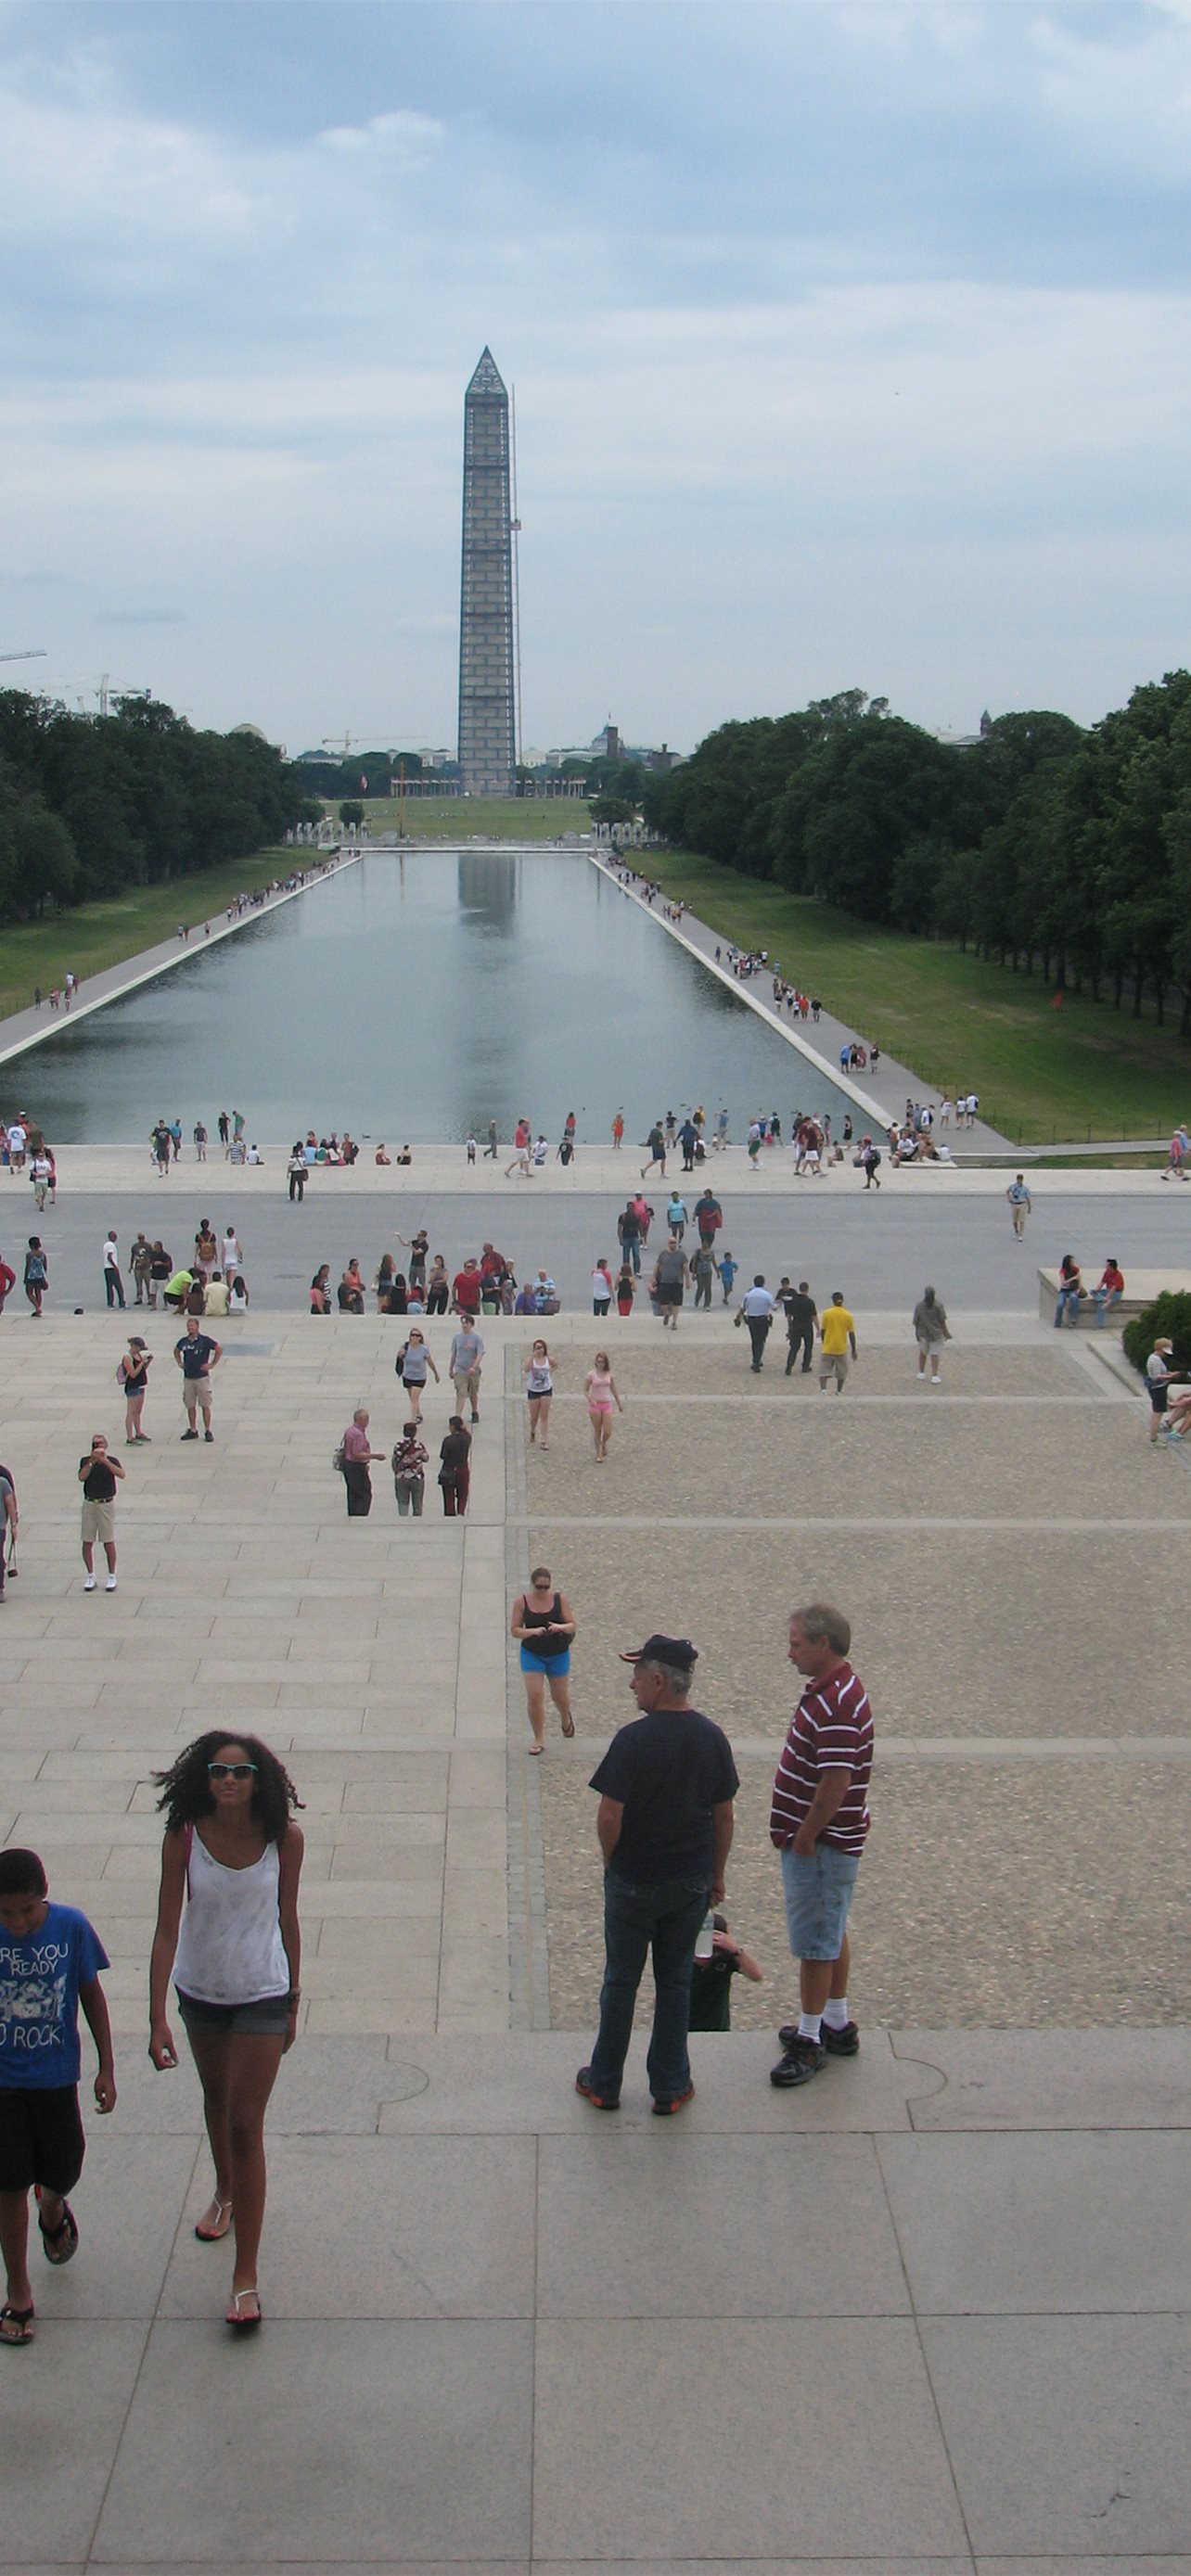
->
[0, 851, 294, 1026]
[645, 848, 1191, 1144]
[350, 796, 591, 839]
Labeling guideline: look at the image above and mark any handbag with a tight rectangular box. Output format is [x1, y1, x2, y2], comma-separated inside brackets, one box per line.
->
[6, 1532, 17, 1578]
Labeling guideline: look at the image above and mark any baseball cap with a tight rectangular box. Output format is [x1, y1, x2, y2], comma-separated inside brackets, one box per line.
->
[619, 1634, 698, 1669]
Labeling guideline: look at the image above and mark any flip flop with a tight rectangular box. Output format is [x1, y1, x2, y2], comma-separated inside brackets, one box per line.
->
[227, 2289, 263, 2331]
[528, 1742, 544, 1755]
[36, 2197, 78, 2265]
[194, 2198, 233, 2243]
[559, 1716, 575, 1739]
[0, 2303, 35, 2346]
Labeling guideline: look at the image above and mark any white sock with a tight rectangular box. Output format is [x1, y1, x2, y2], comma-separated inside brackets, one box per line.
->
[823, 1997, 849, 2030]
[799, 2010, 823, 2043]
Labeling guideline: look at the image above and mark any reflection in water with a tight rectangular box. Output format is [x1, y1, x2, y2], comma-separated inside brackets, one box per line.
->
[457, 850, 518, 928]
[10, 851, 861, 1143]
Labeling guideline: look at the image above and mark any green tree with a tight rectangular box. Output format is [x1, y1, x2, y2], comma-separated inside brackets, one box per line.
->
[339, 800, 365, 829]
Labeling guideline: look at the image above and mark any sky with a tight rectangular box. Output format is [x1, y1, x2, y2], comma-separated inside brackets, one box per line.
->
[2, 0, 1190, 757]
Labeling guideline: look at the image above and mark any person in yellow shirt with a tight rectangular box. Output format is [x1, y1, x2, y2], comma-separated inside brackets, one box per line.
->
[817, 1291, 857, 1394]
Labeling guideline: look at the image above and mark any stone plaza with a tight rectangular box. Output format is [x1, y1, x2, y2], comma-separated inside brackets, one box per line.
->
[1, 1156, 1189, 2571]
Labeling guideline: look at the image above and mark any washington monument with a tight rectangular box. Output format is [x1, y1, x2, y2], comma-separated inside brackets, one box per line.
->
[457, 349, 517, 796]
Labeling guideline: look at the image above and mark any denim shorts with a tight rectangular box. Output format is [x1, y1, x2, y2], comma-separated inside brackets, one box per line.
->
[175, 1989, 291, 2035]
[781, 1843, 861, 1960]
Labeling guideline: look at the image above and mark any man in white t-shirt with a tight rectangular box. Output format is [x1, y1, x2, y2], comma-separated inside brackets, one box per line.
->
[102, 1231, 125, 1309]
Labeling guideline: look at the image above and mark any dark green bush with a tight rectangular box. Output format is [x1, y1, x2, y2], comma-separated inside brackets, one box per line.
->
[1122, 1291, 1191, 1375]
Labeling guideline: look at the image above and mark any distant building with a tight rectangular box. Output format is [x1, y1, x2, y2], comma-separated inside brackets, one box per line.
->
[457, 348, 516, 796]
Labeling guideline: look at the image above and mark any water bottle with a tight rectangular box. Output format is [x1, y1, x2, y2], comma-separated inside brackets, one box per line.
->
[694, 1910, 715, 1962]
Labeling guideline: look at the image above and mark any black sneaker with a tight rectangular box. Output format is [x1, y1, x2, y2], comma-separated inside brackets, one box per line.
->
[778, 2020, 859, 2056]
[180, 1429, 198, 1441]
[771, 2036, 826, 2087]
[651, 2083, 695, 2116]
[575, 2066, 620, 2111]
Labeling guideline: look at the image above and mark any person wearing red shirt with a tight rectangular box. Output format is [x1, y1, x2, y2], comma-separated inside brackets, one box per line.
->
[1090, 1257, 1124, 1328]
[0, 1253, 16, 1314]
[452, 1257, 482, 1317]
[768, 1602, 873, 2090]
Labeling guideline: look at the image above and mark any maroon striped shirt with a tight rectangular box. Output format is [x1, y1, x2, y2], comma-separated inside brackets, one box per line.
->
[769, 1663, 873, 1855]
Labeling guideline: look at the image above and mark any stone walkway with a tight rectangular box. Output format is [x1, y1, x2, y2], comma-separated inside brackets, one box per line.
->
[3, 1289, 1189, 2570]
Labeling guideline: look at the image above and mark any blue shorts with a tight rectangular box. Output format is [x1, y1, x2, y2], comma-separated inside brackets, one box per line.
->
[519, 1644, 570, 1677]
[781, 1843, 861, 1961]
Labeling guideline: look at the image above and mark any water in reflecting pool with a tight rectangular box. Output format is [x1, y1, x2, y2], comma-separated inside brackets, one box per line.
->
[9, 850, 856, 1143]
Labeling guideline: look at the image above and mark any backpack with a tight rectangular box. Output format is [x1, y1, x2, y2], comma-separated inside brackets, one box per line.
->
[332, 1438, 347, 1474]
[116, 1358, 128, 1386]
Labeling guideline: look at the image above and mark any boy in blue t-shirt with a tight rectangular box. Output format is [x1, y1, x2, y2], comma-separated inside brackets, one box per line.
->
[0, 1846, 115, 2346]
[718, 1251, 738, 1306]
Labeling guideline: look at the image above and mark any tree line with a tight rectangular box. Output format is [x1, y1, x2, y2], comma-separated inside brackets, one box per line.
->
[0, 692, 317, 924]
[639, 674, 1191, 1032]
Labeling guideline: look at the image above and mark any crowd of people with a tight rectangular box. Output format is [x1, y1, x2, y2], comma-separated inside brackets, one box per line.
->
[0, 1595, 871, 2340]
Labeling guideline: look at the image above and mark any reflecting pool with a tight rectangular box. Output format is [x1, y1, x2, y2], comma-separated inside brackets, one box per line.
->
[9, 850, 857, 1143]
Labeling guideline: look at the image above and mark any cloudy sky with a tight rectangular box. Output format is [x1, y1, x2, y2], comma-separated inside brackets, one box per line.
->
[2, 0, 1189, 756]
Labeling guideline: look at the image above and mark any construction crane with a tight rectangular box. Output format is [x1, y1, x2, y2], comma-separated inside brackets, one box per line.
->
[321, 733, 356, 758]
[0, 649, 47, 665]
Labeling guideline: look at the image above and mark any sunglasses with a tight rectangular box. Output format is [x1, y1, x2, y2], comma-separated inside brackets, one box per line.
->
[208, 1762, 257, 1781]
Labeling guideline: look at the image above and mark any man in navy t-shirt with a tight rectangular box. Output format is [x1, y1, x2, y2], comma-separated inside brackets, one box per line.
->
[173, 1317, 222, 1442]
[0, 1845, 115, 2342]
[576, 1635, 738, 2117]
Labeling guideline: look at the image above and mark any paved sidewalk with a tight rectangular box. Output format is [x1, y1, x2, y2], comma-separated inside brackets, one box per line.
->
[3, 1305, 1188, 2570]
[5, 2027, 1189, 2570]
[588, 847, 1014, 1147]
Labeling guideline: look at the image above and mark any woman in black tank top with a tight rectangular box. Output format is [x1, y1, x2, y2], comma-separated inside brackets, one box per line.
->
[509, 1565, 576, 1752]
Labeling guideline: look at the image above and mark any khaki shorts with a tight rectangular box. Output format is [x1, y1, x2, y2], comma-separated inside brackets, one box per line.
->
[182, 1376, 212, 1411]
[818, 1351, 850, 1387]
[81, 1498, 116, 1544]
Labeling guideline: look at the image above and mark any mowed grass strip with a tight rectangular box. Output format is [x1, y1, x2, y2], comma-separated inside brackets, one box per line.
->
[354, 795, 591, 839]
[646, 847, 1191, 1143]
[0, 849, 298, 1025]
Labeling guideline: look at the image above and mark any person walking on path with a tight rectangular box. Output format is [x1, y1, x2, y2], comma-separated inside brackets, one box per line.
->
[148, 1732, 303, 2331]
[651, 1237, 688, 1330]
[769, 1603, 872, 2089]
[615, 1261, 635, 1319]
[913, 1287, 952, 1383]
[438, 1415, 471, 1516]
[391, 1423, 429, 1515]
[1005, 1174, 1032, 1238]
[174, 1316, 222, 1441]
[524, 1340, 555, 1447]
[79, 1433, 124, 1591]
[738, 1275, 776, 1371]
[640, 1123, 667, 1180]
[484, 1118, 499, 1160]
[783, 1282, 817, 1376]
[120, 1336, 152, 1442]
[576, 1636, 738, 2115]
[859, 1138, 882, 1190]
[23, 1237, 47, 1317]
[591, 1259, 614, 1319]
[287, 1146, 306, 1203]
[339, 1410, 382, 1515]
[0, 1845, 116, 2347]
[691, 1241, 716, 1308]
[0, 1458, 18, 1600]
[102, 1231, 126, 1309]
[666, 1192, 688, 1243]
[449, 1320, 484, 1423]
[693, 1187, 723, 1250]
[617, 1201, 643, 1277]
[611, 1110, 624, 1151]
[222, 1228, 242, 1282]
[583, 1352, 623, 1460]
[510, 1568, 577, 1749]
[397, 1326, 439, 1420]
[817, 1291, 857, 1393]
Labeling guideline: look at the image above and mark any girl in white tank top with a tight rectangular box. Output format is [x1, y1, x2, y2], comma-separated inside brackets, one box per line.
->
[148, 1730, 305, 2333]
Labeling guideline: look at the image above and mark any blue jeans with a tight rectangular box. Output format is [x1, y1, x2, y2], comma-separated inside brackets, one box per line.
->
[1090, 1288, 1121, 1329]
[589, 1875, 709, 2103]
[621, 1238, 641, 1274]
[1054, 1284, 1081, 1326]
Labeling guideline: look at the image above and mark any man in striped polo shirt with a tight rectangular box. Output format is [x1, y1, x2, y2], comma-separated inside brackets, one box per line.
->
[769, 1602, 873, 2088]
